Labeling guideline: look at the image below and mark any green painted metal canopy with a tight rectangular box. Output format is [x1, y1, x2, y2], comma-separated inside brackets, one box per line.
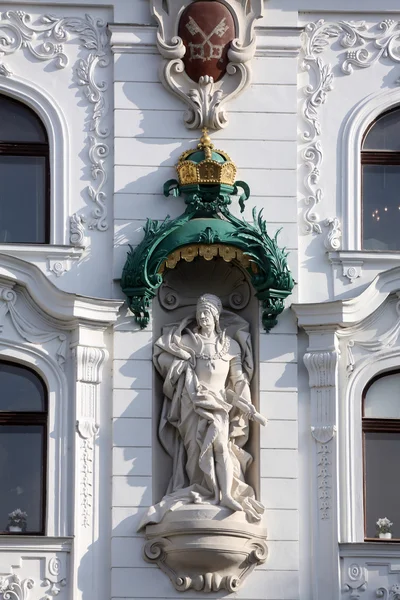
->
[121, 177, 295, 332]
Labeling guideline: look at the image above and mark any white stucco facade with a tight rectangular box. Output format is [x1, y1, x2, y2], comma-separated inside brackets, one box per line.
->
[0, 1, 399, 599]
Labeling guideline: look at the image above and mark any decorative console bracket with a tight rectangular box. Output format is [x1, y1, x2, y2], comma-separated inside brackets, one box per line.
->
[121, 130, 294, 331]
[143, 505, 268, 592]
[150, 0, 263, 130]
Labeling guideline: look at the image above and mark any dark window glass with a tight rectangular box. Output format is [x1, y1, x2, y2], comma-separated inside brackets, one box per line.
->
[362, 108, 400, 250]
[362, 165, 400, 251]
[363, 109, 400, 151]
[0, 96, 46, 143]
[0, 363, 45, 411]
[0, 426, 44, 533]
[0, 95, 49, 244]
[364, 432, 400, 538]
[363, 371, 400, 540]
[0, 362, 47, 534]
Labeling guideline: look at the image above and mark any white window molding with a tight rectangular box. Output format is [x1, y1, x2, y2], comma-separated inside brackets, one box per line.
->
[341, 87, 400, 251]
[0, 339, 69, 537]
[292, 266, 400, 598]
[0, 255, 122, 600]
[0, 77, 69, 247]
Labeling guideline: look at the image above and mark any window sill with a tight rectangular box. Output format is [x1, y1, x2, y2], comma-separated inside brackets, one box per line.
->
[0, 535, 72, 551]
[340, 541, 400, 557]
[0, 244, 84, 277]
[329, 250, 400, 284]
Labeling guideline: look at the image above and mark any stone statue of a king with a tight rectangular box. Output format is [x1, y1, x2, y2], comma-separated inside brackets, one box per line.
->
[140, 294, 267, 529]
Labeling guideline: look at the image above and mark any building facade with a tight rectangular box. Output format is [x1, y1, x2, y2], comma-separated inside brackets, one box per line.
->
[0, 1, 399, 599]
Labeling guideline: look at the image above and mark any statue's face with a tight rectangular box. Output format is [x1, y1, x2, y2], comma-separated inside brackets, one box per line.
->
[196, 307, 215, 330]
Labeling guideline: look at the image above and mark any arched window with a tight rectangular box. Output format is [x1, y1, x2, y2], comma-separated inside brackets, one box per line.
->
[0, 95, 49, 244]
[363, 371, 400, 540]
[0, 362, 47, 534]
[362, 107, 400, 251]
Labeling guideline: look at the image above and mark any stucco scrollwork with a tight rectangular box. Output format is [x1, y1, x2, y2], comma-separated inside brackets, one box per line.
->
[324, 217, 342, 252]
[376, 585, 400, 599]
[43, 558, 67, 599]
[301, 18, 400, 247]
[150, 0, 263, 130]
[0, 10, 110, 233]
[0, 282, 67, 368]
[69, 213, 87, 247]
[346, 300, 400, 372]
[0, 574, 34, 600]
[342, 563, 367, 598]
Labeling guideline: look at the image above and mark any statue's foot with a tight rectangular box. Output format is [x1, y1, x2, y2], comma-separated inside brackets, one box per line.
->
[221, 495, 243, 512]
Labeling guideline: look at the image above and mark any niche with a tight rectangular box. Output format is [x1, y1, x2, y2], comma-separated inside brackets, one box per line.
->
[152, 256, 260, 506]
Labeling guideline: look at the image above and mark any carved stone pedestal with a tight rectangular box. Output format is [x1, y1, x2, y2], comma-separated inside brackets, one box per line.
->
[143, 505, 268, 593]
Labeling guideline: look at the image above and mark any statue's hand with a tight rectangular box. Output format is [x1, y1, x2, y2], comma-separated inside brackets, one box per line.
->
[244, 403, 257, 419]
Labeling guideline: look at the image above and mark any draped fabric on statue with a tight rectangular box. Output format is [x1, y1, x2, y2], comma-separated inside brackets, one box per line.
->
[138, 310, 264, 530]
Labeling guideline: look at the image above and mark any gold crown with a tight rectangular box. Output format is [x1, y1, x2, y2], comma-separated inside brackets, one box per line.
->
[176, 128, 237, 187]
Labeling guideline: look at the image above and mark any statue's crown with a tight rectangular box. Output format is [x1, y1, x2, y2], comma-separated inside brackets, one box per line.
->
[176, 128, 237, 187]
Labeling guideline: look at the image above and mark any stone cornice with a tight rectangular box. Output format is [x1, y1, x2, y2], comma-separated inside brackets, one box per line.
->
[292, 266, 400, 328]
[108, 22, 302, 57]
[255, 26, 302, 57]
[0, 253, 122, 325]
[108, 23, 157, 54]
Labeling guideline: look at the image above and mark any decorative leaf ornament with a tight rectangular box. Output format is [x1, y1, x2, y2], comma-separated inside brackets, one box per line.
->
[121, 131, 294, 331]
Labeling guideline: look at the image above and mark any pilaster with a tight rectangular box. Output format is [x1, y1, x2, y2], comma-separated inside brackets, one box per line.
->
[303, 328, 340, 600]
[71, 338, 108, 600]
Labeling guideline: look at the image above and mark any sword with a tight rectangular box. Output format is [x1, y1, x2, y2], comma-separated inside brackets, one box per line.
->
[226, 390, 268, 427]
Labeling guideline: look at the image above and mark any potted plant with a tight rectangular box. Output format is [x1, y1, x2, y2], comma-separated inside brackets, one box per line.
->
[376, 517, 393, 539]
[7, 509, 27, 533]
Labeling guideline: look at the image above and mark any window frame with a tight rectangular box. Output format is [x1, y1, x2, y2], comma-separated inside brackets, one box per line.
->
[0, 96, 50, 245]
[362, 370, 400, 542]
[361, 107, 400, 252]
[0, 360, 48, 536]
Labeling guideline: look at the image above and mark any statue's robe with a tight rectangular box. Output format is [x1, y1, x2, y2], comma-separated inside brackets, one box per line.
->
[138, 310, 264, 529]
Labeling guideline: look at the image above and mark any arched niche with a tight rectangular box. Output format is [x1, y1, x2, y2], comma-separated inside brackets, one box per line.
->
[152, 255, 260, 504]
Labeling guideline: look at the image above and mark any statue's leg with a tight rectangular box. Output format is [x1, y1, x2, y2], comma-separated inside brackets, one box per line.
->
[214, 435, 243, 512]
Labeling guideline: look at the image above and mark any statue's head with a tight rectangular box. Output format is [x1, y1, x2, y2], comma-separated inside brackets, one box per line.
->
[196, 294, 222, 333]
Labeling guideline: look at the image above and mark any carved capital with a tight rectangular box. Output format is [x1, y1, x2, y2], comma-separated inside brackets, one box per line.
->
[303, 350, 338, 388]
[311, 424, 336, 444]
[150, 0, 263, 130]
[72, 346, 108, 384]
[76, 419, 99, 440]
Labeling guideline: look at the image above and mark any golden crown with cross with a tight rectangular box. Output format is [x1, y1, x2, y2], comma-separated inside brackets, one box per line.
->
[176, 128, 237, 187]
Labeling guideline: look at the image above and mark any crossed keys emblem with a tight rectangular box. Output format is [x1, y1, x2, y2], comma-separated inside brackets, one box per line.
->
[185, 16, 230, 62]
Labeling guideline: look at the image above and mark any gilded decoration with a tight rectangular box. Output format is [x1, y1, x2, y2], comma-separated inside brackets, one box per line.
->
[177, 129, 237, 186]
[158, 244, 253, 272]
[121, 131, 294, 331]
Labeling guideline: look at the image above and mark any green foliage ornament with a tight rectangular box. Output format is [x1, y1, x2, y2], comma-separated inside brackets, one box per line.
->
[121, 177, 294, 331]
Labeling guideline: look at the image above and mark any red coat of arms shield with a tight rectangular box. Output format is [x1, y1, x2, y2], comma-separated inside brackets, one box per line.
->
[178, 1, 236, 83]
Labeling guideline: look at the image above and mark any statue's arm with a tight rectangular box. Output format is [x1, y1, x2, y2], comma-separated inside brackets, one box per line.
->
[229, 353, 252, 405]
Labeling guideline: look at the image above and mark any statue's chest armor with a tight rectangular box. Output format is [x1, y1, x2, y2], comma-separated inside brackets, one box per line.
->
[194, 338, 230, 387]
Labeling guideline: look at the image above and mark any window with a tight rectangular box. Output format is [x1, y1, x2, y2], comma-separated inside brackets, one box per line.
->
[362, 107, 400, 251]
[0, 362, 47, 534]
[0, 95, 49, 244]
[363, 371, 400, 539]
